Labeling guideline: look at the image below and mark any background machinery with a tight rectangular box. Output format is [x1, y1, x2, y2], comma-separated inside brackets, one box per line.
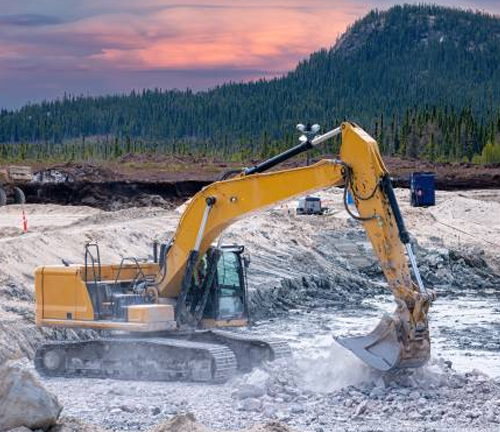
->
[296, 196, 326, 215]
[34, 122, 434, 382]
[0, 165, 32, 206]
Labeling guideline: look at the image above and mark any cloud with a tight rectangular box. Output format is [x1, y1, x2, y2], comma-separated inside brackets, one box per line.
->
[0, 2, 356, 75]
[73, 3, 355, 72]
[1, 0, 500, 108]
[0, 13, 63, 27]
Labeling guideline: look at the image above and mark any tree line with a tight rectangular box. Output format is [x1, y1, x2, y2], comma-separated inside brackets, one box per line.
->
[1, 104, 499, 164]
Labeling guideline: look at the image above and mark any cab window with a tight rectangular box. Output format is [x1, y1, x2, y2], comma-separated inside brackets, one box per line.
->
[216, 251, 245, 318]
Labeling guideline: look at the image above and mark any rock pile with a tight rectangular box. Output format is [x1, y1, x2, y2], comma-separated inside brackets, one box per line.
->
[229, 356, 500, 431]
[250, 227, 500, 320]
[249, 273, 383, 319]
[362, 238, 500, 293]
[416, 245, 500, 293]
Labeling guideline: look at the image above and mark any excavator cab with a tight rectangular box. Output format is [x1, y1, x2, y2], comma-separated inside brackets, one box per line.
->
[212, 245, 248, 320]
[189, 245, 249, 326]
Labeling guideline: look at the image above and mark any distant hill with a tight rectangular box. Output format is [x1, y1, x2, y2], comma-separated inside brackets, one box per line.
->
[1, 4, 500, 163]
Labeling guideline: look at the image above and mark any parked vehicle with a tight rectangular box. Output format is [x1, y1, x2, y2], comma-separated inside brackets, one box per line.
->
[0, 166, 33, 206]
[296, 196, 326, 215]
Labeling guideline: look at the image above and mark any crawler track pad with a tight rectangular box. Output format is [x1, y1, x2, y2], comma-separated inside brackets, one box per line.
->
[336, 315, 405, 371]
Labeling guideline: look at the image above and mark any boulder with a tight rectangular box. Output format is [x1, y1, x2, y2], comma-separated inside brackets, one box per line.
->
[0, 364, 62, 431]
[232, 384, 266, 400]
[239, 398, 263, 412]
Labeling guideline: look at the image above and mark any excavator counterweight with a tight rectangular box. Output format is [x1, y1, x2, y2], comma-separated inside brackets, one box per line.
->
[34, 122, 434, 382]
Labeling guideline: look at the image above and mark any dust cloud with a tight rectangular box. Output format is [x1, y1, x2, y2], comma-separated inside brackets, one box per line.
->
[295, 336, 375, 393]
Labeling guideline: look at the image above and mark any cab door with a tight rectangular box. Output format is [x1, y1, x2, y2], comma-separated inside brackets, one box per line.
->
[214, 250, 246, 320]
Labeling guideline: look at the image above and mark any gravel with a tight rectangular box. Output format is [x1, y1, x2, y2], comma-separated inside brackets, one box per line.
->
[24, 355, 500, 432]
[2, 190, 500, 431]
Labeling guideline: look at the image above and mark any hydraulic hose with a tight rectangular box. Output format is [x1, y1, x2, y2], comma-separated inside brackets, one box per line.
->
[380, 174, 410, 244]
[341, 164, 378, 222]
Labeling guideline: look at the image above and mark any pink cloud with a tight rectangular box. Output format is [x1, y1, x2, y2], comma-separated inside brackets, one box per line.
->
[37, 1, 358, 72]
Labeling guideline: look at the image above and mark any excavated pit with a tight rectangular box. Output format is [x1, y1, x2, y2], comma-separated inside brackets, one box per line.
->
[11, 158, 500, 211]
[22, 180, 210, 210]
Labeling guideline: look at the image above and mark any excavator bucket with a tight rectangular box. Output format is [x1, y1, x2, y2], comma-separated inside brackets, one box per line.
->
[336, 314, 430, 371]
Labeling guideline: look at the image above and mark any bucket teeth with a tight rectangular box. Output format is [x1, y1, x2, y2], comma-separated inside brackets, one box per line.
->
[336, 313, 430, 371]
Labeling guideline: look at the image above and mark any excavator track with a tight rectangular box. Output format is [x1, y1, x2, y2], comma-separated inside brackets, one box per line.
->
[35, 338, 237, 383]
[175, 330, 292, 372]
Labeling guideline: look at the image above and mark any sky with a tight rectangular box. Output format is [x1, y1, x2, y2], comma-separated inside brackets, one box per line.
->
[0, 1, 499, 109]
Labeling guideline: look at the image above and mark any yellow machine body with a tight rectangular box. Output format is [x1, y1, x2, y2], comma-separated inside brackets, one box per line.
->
[34, 263, 178, 331]
[34, 122, 434, 374]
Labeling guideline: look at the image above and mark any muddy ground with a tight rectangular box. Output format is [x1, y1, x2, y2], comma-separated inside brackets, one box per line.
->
[5, 154, 500, 209]
[1, 188, 500, 431]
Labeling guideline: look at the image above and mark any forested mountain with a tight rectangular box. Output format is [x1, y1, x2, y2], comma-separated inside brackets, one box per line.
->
[2, 4, 500, 163]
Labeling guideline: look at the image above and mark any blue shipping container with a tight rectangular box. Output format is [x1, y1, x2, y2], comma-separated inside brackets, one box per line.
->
[410, 172, 435, 207]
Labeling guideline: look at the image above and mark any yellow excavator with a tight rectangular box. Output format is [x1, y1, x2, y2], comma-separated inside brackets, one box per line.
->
[34, 122, 435, 382]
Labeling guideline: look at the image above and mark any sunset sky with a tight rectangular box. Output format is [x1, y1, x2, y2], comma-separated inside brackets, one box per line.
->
[1, 1, 499, 109]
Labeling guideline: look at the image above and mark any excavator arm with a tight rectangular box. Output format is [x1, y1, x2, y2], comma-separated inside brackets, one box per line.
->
[158, 122, 434, 371]
[337, 123, 434, 370]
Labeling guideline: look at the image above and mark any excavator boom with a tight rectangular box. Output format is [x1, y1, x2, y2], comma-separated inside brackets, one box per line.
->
[158, 159, 345, 297]
[335, 123, 434, 369]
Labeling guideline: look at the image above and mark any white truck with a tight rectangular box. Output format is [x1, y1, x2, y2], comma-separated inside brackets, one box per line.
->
[296, 196, 326, 215]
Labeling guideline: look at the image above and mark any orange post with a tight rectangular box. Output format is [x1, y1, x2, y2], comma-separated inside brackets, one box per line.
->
[22, 208, 28, 233]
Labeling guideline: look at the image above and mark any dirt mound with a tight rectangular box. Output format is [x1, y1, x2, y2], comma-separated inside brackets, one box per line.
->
[149, 413, 209, 432]
[146, 414, 296, 432]
[359, 240, 500, 294]
[33, 163, 117, 183]
[32, 156, 226, 183]
[249, 272, 383, 320]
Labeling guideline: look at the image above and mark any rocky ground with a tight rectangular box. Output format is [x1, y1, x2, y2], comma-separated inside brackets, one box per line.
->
[1, 188, 500, 431]
[14, 354, 500, 432]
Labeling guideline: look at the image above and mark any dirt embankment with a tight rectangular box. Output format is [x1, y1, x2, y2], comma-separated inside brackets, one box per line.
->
[23, 179, 209, 210]
[29, 154, 500, 188]
[384, 156, 500, 190]
[4, 155, 500, 209]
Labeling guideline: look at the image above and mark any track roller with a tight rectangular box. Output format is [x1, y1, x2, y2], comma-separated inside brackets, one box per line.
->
[35, 338, 238, 383]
